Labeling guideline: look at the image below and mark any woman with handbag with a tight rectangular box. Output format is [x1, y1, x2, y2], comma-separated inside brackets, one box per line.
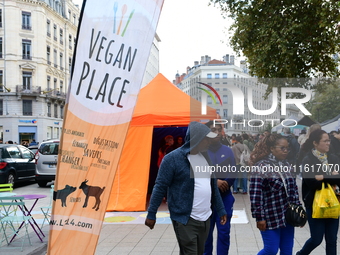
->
[249, 133, 302, 255]
[297, 129, 340, 255]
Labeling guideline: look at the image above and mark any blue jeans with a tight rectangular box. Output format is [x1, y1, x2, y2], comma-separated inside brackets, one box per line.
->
[258, 224, 294, 255]
[298, 208, 339, 255]
[233, 166, 248, 193]
[204, 193, 235, 255]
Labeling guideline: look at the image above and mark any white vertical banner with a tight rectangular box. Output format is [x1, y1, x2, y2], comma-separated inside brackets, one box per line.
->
[47, 0, 164, 254]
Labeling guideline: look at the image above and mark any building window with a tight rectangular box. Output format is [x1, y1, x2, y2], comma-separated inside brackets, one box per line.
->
[60, 105, 64, 118]
[47, 103, 51, 117]
[60, 53, 63, 70]
[0, 9, 2, 28]
[223, 73, 228, 79]
[22, 40, 31, 60]
[53, 24, 57, 41]
[0, 99, 3, 115]
[0, 70, 3, 88]
[69, 57, 72, 73]
[68, 10, 71, 20]
[223, 95, 228, 104]
[0, 38, 2, 58]
[22, 12, 31, 30]
[207, 96, 212, 104]
[54, 104, 58, 118]
[47, 46, 50, 65]
[223, 109, 228, 118]
[54, 78, 57, 90]
[69, 34, 72, 49]
[216, 109, 220, 115]
[60, 29, 63, 44]
[47, 19, 50, 37]
[47, 76, 50, 90]
[73, 14, 76, 25]
[60, 80, 63, 92]
[207, 73, 212, 79]
[215, 73, 220, 79]
[23, 100, 32, 116]
[54, 49, 57, 68]
[23, 71, 32, 90]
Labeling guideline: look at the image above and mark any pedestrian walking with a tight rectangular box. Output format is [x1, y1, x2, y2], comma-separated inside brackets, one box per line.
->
[204, 121, 236, 255]
[145, 121, 227, 255]
[296, 129, 340, 255]
[249, 134, 302, 255]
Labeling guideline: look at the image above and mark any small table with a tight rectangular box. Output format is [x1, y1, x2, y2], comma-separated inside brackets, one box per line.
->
[11, 194, 47, 242]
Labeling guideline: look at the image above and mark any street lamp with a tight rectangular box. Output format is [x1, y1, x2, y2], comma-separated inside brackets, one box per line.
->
[0, 84, 11, 92]
[42, 88, 60, 96]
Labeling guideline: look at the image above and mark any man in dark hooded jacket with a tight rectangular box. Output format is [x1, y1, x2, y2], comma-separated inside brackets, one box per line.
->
[145, 121, 227, 255]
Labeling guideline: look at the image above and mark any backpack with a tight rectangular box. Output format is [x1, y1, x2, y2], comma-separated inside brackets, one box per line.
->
[240, 145, 250, 166]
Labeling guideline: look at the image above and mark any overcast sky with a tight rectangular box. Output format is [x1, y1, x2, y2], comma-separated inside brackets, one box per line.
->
[72, 0, 236, 82]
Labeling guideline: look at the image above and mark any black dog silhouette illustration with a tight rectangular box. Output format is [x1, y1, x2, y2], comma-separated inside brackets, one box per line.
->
[79, 179, 105, 211]
[53, 185, 77, 207]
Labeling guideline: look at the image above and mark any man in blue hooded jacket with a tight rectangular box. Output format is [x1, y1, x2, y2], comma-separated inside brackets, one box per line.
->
[145, 121, 227, 255]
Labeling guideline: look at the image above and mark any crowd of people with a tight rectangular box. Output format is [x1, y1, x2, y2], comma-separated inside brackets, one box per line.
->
[146, 121, 340, 255]
[0, 139, 38, 147]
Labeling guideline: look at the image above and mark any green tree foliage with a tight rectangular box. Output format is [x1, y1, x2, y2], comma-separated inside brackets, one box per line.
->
[210, 0, 340, 97]
[307, 82, 340, 123]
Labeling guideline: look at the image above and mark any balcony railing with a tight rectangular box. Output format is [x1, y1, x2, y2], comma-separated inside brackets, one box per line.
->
[22, 25, 32, 30]
[22, 54, 32, 60]
[47, 32, 51, 37]
[16, 85, 41, 95]
[23, 111, 33, 116]
[43, 90, 66, 99]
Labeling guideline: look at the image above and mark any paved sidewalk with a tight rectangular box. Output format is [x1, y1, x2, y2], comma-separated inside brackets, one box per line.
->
[2, 178, 340, 254]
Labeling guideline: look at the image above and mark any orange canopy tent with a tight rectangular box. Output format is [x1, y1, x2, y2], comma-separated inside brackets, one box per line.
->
[106, 73, 217, 211]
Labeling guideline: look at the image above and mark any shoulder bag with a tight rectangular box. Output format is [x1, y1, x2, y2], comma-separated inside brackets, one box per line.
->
[278, 171, 307, 227]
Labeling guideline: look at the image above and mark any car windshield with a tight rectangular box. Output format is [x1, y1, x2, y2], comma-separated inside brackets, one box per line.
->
[39, 143, 59, 155]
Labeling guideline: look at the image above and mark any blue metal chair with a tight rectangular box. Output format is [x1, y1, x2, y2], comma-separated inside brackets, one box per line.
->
[0, 196, 32, 251]
[40, 184, 54, 228]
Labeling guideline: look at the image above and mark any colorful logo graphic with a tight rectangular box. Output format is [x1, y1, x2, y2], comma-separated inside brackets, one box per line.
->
[198, 82, 222, 115]
[113, 2, 135, 37]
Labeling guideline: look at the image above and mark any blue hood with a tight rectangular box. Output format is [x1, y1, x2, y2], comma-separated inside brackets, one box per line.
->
[182, 121, 212, 154]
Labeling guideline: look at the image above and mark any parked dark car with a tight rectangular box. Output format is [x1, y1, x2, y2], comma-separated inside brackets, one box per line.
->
[0, 144, 36, 185]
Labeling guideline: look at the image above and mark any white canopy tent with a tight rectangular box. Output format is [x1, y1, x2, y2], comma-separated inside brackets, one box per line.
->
[321, 114, 340, 133]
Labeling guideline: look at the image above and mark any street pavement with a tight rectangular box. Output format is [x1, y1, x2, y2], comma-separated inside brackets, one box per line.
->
[1, 178, 340, 255]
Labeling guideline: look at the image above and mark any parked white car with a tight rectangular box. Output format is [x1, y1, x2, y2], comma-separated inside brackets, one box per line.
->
[35, 139, 59, 187]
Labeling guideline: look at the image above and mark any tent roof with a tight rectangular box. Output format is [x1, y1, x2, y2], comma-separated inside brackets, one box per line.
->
[130, 73, 217, 126]
[320, 113, 340, 126]
[297, 116, 316, 126]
